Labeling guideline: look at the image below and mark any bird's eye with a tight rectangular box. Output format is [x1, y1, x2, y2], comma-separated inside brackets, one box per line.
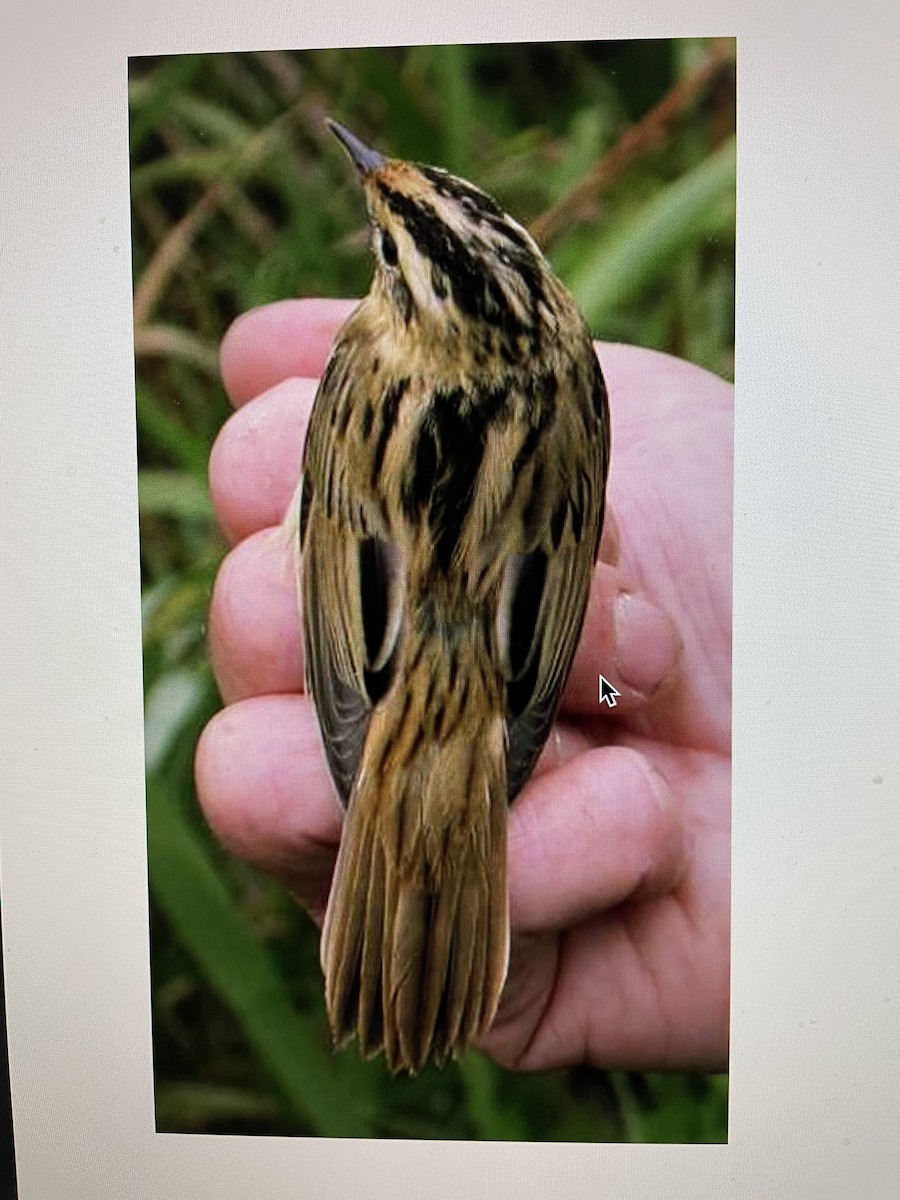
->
[379, 229, 399, 267]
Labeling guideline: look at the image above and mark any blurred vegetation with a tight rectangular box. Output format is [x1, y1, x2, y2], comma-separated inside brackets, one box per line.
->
[131, 40, 733, 1141]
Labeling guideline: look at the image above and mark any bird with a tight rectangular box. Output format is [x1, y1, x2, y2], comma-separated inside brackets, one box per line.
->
[295, 118, 610, 1074]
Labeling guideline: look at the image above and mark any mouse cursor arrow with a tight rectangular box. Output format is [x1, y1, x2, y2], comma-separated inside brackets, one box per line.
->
[599, 675, 621, 708]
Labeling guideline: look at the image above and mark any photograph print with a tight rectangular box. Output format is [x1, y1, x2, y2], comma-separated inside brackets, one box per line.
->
[132, 38, 734, 1141]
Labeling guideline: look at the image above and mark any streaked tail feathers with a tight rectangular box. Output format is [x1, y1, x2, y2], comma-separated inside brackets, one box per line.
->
[321, 678, 509, 1074]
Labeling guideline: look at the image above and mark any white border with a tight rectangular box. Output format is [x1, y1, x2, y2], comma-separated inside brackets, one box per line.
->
[2, 2, 900, 1197]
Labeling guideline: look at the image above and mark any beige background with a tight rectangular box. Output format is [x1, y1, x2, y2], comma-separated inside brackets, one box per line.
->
[1, 1, 899, 1197]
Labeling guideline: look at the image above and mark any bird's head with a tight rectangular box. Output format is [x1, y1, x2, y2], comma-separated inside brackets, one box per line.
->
[327, 118, 556, 343]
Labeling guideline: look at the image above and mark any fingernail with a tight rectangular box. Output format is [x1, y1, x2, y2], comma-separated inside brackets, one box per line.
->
[613, 593, 681, 697]
[598, 509, 621, 567]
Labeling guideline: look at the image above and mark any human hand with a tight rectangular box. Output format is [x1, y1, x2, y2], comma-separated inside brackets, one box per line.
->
[195, 297, 731, 1073]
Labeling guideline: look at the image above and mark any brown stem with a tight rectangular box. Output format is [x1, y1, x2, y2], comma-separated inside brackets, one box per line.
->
[132, 97, 310, 329]
[529, 40, 734, 249]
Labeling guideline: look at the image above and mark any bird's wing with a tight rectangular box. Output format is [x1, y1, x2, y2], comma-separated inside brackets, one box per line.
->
[501, 354, 610, 800]
[299, 335, 403, 806]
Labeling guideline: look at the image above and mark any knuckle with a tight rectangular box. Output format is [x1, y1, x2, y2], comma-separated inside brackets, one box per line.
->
[606, 746, 681, 875]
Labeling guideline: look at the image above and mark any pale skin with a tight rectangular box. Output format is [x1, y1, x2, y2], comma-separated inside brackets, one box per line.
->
[195, 297, 732, 1074]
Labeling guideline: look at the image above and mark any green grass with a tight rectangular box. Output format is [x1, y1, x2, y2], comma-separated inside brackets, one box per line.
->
[132, 41, 733, 1142]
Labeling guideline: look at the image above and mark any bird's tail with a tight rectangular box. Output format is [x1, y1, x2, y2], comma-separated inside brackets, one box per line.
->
[320, 643, 509, 1074]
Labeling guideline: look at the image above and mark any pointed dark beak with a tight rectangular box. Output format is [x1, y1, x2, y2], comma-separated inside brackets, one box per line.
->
[325, 118, 386, 176]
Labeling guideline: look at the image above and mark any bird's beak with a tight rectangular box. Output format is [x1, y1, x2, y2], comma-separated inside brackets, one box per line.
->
[326, 118, 386, 176]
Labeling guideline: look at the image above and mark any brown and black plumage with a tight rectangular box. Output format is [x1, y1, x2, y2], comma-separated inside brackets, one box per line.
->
[297, 120, 610, 1073]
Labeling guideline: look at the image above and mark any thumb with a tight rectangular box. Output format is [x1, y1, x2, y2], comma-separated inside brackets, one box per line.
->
[507, 745, 685, 934]
[566, 507, 682, 716]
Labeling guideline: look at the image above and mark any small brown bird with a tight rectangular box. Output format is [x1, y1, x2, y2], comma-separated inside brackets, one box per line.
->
[297, 119, 610, 1073]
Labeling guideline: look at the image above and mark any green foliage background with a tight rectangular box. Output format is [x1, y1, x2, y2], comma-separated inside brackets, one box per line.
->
[131, 40, 734, 1141]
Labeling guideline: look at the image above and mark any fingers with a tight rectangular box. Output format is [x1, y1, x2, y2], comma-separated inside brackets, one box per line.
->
[194, 694, 341, 919]
[210, 301, 683, 711]
[507, 745, 686, 933]
[208, 526, 304, 703]
[196, 702, 685, 945]
[218, 300, 656, 411]
[220, 298, 358, 407]
[204, 498, 681, 712]
[207, 508, 680, 713]
[563, 565, 682, 712]
[209, 377, 315, 544]
[194, 695, 653, 931]
[207, 376, 681, 709]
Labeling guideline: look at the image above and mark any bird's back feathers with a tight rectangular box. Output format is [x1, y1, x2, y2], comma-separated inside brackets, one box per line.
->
[298, 132, 610, 1071]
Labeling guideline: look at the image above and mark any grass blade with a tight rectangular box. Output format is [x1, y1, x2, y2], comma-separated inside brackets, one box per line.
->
[131, 150, 240, 192]
[129, 55, 206, 153]
[144, 669, 207, 774]
[134, 325, 220, 378]
[155, 1082, 280, 1131]
[146, 776, 370, 1136]
[138, 470, 213, 521]
[434, 45, 473, 173]
[457, 1051, 526, 1140]
[135, 385, 210, 475]
[564, 134, 736, 328]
